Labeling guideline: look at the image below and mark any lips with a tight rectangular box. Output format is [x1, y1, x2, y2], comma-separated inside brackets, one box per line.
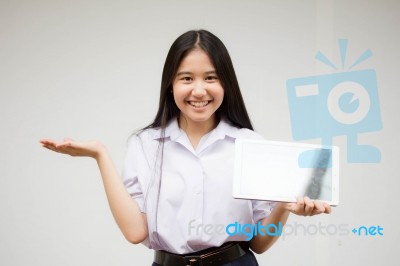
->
[188, 101, 211, 108]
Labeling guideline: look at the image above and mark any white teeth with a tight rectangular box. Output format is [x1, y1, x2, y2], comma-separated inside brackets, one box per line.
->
[189, 101, 209, 107]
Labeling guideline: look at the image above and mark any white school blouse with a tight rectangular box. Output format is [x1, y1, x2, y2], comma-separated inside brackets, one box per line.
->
[122, 118, 275, 254]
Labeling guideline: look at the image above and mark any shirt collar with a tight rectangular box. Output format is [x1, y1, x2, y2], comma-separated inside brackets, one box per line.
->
[151, 117, 241, 141]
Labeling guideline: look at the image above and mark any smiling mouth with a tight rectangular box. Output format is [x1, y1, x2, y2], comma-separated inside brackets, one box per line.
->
[188, 101, 211, 108]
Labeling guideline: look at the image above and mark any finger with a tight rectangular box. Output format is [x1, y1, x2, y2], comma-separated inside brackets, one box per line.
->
[41, 140, 68, 153]
[286, 202, 297, 213]
[41, 140, 75, 156]
[312, 200, 325, 215]
[42, 144, 56, 151]
[40, 139, 57, 145]
[304, 197, 314, 216]
[323, 203, 332, 214]
[296, 196, 305, 207]
[42, 144, 63, 155]
[56, 143, 76, 155]
[288, 199, 306, 215]
[290, 196, 305, 215]
[41, 141, 57, 150]
[56, 140, 74, 149]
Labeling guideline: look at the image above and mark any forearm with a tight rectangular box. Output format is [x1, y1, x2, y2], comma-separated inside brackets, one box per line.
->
[95, 145, 148, 244]
[250, 202, 290, 254]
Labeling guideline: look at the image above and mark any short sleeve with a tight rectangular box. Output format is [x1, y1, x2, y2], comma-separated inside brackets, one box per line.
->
[251, 200, 277, 222]
[122, 135, 145, 213]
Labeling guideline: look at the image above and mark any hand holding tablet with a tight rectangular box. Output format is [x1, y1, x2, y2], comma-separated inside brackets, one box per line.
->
[233, 139, 339, 206]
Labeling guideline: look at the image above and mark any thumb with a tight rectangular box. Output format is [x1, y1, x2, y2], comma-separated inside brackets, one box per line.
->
[285, 202, 297, 213]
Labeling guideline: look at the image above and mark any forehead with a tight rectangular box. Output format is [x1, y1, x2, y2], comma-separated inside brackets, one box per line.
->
[177, 49, 215, 71]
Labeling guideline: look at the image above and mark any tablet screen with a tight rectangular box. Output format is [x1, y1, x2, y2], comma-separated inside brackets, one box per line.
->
[233, 139, 339, 205]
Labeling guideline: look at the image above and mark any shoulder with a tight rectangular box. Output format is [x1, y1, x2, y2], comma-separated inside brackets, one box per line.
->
[126, 127, 161, 148]
[220, 120, 264, 141]
[236, 127, 264, 140]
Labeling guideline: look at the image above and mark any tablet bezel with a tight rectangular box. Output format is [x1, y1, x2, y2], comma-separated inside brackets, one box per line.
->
[233, 139, 339, 206]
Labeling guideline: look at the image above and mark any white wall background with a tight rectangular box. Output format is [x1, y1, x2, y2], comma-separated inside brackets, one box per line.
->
[1, 0, 399, 265]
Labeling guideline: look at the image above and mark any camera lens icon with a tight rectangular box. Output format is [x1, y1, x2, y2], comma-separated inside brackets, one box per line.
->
[286, 69, 382, 163]
[327, 81, 371, 125]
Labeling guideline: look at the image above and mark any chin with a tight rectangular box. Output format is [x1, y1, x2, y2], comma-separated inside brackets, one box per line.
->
[183, 114, 215, 124]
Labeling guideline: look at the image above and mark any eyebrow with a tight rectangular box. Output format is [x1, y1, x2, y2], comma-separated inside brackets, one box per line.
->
[176, 70, 217, 76]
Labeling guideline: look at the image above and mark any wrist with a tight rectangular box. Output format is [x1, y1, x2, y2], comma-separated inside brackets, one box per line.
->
[275, 202, 291, 214]
[93, 141, 107, 161]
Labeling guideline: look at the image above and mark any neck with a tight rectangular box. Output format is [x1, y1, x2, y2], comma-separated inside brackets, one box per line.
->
[178, 115, 219, 148]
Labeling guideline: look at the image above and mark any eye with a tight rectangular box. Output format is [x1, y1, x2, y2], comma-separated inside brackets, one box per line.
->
[205, 75, 218, 81]
[181, 76, 192, 82]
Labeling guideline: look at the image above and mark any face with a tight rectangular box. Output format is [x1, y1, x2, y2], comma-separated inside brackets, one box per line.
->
[172, 49, 224, 129]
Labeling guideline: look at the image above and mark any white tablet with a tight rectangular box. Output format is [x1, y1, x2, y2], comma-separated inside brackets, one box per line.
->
[233, 139, 339, 206]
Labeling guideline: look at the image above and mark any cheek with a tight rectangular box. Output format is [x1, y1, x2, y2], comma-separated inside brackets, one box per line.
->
[172, 94, 181, 107]
[172, 88, 187, 105]
[215, 88, 224, 103]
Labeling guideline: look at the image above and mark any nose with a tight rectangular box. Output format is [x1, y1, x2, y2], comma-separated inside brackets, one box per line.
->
[192, 81, 207, 97]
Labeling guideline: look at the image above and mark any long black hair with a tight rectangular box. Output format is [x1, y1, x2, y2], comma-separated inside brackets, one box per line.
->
[145, 29, 253, 131]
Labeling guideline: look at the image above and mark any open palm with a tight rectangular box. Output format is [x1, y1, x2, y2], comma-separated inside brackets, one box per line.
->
[40, 138, 104, 159]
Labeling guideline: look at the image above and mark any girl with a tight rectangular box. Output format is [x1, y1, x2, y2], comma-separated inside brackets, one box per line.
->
[41, 29, 331, 266]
